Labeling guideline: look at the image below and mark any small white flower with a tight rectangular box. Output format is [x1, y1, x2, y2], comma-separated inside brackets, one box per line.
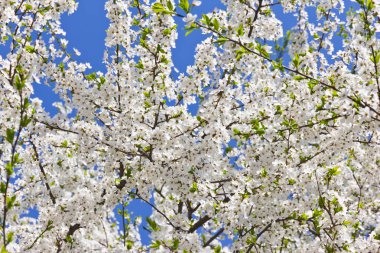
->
[375, 22, 380, 33]
[63, 55, 70, 63]
[53, 102, 72, 115]
[30, 97, 43, 108]
[183, 13, 197, 24]
[192, 0, 201, 6]
[60, 38, 68, 48]
[73, 48, 81, 56]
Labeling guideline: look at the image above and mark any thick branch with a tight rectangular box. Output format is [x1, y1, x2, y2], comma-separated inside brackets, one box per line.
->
[188, 215, 211, 233]
[203, 228, 224, 247]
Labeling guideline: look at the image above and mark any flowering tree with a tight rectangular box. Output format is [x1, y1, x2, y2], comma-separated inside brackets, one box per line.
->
[0, 0, 380, 252]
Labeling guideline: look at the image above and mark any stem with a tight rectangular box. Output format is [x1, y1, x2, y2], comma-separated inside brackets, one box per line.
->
[2, 88, 25, 248]
[121, 201, 126, 247]
[203, 228, 224, 247]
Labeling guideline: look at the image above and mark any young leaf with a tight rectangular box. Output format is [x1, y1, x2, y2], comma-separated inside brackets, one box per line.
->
[167, 0, 174, 11]
[146, 217, 160, 231]
[25, 45, 35, 53]
[213, 18, 220, 31]
[6, 128, 15, 144]
[152, 3, 173, 14]
[179, 0, 190, 13]
[236, 23, 244, 36]
[215, 37, 228, 45]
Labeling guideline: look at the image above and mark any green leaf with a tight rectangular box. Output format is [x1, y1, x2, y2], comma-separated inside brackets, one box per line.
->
[272, 59, 285, 72]
[160, 56, 170, 64]
[300, 213, 308, 221]
[126, 168, 133, 178]
[65, 235, 73, 244]
[260, 168, 268, 178]
[20, 116, 32, 127]
[37, 6, 51, 15]
[152, 3, 173, 14]
[235, 47, 249, 61]
[356, 0, 364, 5]
[25, 45, 35, 53]
[1, 246, 8, 253]
[294, 75, 306, 81]
[292, 53, 301, 69]
[14, 75, 25, 91]
[24, 98, 30, 109]
[318, 196, 325, 208]
[189, 182, 198, 193]
[171, 110, 183, 118]
[163, 24, 177, 36]
[275, 105, 283, 115]
[135, 59, 144, 69]
[6, 232, 14, 245]
[179, 0, 190, 13]
[215, 37, 228, 45]
[5, 163, 14, 176]
[255, 43, 270, 58]
[58, 62, 65, 73]
[126, 240, 134, 250]
[143, 91, 150, 98]
[327, 166, 341, 178]
[85, 72, 97, 81]
[0, 182, 6, 194]
[143, 145, 152, 152]
[13, 153, 23, 164]
[152, 2, 164, 12]
[172, 238, 179, 250]
[144, 101, 151, 108]
[334, 206, 343, 214]
[6, 128, 15, 144]
[370, 51, 380, 64]
[167, 0, 174, 11]
[325, 245, 335, 253]
[150, 240, 161, 249]
[146, 217, 160, 231]
[236, 23, 244, 36]
[185, 29, 195, 36]
[262, 8, 271, 16]
[313, 209, 323, 218]
[6, 195, 17, 210]
[132, 18, 140, 26]
[61, 140, 69, 148]
[24, 4, 33, 11]
[213, 18, 220, 31]
[185, 23, 198, 36]
[366, 0, 374, 10]
[307, 79, 319, 94]
[232, 128, 241, 135]
[214, 245, 222, 253]
[201, 14, 211, 26]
